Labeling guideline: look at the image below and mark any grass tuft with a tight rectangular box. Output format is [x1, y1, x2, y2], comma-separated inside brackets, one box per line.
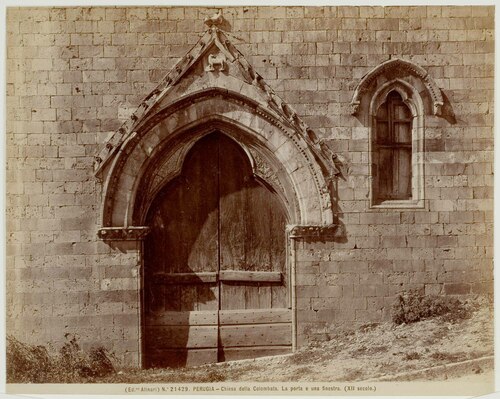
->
[392, 290, 476, 325]
[404, 352, 421, 361]
[7, 334, 116, 383]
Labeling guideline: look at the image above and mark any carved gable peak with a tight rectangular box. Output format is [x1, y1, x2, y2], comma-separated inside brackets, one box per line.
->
[94, 22, 340, 180]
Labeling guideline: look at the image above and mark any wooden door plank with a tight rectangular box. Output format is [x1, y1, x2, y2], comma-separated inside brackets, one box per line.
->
[144, 133, 220, 316]
[218, 133, 288, 313]
[219, 346, 291, 362]
[148, 283, 165, 312]
[175, 134, 219, 274]
[258, 286, 272, 309]
[147, 348, 218, 368]
[245, 285, 261, 309]
[146, 310, 218, 326]
[197, 284, 219, 311]
[271, 284, 288, 309]
[245, 186, 272, 272]
[181, 285, 198, 311]
[219, 270, 282, 282]
[152, 272, 218, 284]
[220, 282, 246, 310]
[163, 285, 180, 311]
[219, 324, 292, 347]
[146, 326, 218, 349]
[219, 309, 292, 325]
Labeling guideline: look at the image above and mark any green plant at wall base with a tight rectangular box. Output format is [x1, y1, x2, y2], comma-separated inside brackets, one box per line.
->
[6, 334, 116, 383]
[391, 290, 475, 325]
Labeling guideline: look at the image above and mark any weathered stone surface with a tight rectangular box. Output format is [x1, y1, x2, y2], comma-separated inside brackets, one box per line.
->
[6, 5, 494, 365]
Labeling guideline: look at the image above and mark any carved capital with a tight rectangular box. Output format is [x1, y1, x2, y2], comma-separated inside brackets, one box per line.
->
[289, 224, 342, 239]
[97, 226, 151, 241]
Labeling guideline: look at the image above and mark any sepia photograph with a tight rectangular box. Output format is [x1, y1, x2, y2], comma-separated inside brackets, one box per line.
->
[3, 2, 496, 397]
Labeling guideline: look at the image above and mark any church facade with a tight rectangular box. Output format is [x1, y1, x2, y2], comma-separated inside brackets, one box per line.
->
[6, 6, 494, 367]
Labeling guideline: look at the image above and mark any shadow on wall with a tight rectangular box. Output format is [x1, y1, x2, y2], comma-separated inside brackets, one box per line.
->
[142, 134, 220, 368]
[440, 91, 457, 125]
[330, 157, 348, 245]
[310, 140, 348, 245]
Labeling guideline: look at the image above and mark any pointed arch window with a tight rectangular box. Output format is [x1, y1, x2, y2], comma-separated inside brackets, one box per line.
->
[373, 91, 412, 202]
[369, 80, 425, 209]
[350, 58, 445, 210]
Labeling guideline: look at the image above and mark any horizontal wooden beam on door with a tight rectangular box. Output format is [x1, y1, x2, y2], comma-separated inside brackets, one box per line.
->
[219, 270, 282, 283]
[152, 272, 218, 284]
[146, 309, 292, 326]
[219, 309, 291, 324]
[152, 271, 282, 284]
[219, 324, 292, 347]
[146, 311, 218, 326]
[146, 325, 218, 348]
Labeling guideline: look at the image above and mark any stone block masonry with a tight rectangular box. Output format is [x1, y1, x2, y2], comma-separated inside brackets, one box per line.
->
[6, 6, 494, 365]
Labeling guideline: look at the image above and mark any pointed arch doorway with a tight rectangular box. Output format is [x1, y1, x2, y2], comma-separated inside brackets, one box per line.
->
[143, 132, 292, 368]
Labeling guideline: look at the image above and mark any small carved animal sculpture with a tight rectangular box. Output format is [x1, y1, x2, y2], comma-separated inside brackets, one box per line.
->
[205, 53, 226, 72]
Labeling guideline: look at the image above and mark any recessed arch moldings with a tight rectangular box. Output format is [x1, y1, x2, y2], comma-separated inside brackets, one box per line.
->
[95, 21, 344, 241]
[131, 116, 300, 228]
[97, 90, 341, 240]
[350, 58, 444, 117]
[370, 78, 424, 118]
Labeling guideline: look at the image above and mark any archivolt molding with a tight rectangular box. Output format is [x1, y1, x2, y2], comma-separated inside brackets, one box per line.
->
[129, 111, 302, 227]
[350, 58, 444, 116]
[370, 79, 422, 118]
[99, 94, 335, 233]
[249, 150, 288, 203]
[95, 18, 341, 239]
[94, 27, 339, 182]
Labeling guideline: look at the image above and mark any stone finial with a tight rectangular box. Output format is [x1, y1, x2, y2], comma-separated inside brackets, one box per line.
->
[204, 10, 223, 27]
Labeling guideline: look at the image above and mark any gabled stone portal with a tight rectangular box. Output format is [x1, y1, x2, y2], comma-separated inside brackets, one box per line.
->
[93, 14, 345, 362]
[95, 15, 342, 239]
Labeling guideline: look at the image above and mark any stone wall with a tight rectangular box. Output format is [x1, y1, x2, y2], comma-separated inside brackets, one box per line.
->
[6, 6, 494, 363]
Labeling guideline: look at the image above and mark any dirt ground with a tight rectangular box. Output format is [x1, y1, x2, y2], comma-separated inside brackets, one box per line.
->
[100, 295, 493, 383]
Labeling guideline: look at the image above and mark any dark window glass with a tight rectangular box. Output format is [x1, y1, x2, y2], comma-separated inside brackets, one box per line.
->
[373, 91, 412, 202]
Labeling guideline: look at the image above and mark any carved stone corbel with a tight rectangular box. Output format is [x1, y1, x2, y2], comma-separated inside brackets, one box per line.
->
[97, 226, 151, 241]
[289, 224, 343, 240]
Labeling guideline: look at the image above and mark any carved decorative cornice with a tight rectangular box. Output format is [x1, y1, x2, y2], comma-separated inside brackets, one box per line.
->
[289, 224, 343, 239]
[97, 226, 151, 241]
[350, 58, 444, 116]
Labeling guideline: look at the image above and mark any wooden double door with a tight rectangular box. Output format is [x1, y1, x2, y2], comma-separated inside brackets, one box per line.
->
[143, 132, 291, 368]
